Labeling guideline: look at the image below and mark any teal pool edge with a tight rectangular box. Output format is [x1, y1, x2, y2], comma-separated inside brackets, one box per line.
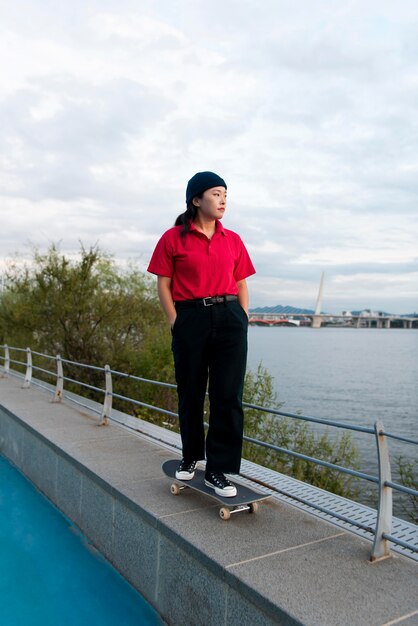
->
[0, 454, 164, 626]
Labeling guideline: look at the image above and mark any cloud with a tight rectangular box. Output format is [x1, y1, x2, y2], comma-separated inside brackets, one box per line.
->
[0, 0, 418, 313]
[0, 75, 173, 203]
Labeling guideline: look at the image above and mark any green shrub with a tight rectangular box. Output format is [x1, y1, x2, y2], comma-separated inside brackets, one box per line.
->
[395, 456, 418, 523]
[243, 364, 361, 498]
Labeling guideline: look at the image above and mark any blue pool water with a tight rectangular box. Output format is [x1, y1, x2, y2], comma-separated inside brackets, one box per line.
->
[0, 455, 163, 626]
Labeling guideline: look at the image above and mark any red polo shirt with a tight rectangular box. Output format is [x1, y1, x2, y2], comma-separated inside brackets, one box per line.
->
[147, 220, 256, 301]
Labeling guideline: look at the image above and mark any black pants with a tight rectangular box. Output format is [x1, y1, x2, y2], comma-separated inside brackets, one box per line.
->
[171, 300, 248, 474]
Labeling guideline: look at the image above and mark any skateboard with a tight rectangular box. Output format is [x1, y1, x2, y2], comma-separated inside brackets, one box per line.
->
[162, 459, 271, 520]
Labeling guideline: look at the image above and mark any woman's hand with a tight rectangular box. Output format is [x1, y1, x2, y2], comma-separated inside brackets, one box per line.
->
[157, 276, 177, 327]
[236, 279, 249, 317]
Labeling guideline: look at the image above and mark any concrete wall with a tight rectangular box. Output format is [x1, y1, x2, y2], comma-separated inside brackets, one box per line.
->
[0, 405, 295, 626]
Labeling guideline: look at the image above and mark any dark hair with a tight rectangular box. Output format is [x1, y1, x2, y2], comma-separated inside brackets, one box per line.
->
[175, 194, 203, 236]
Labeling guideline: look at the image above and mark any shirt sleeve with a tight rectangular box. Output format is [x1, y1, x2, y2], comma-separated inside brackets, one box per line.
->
[234, 237, 256, 282]
[147, 232, 174, 277]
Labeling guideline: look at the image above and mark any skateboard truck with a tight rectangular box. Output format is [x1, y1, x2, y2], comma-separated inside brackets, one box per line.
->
[170, 481, 259, 520]
[219, 502, 259, 520]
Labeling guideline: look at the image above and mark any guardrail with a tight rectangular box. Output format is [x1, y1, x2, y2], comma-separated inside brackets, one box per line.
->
[1, 343, 417, 561]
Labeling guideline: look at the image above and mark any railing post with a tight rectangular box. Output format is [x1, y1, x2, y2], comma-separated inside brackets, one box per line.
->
[22, 347, 32, 389]
[1, 344, 10, 377]
[99, 364, 112, 426]
[53, 354, 64, 402]
[371, 420, 392, 561]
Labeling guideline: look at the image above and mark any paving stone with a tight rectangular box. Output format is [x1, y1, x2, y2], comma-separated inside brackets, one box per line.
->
[118, 474, 215, 518]
[159, 496, 343, 568]
[228, 534, 418, 626]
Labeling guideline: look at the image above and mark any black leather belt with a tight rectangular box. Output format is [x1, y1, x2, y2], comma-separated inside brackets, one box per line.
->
[175, 295, 238, 308]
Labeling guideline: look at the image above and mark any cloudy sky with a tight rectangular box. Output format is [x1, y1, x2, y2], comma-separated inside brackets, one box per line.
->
[1, 0, 417, 313]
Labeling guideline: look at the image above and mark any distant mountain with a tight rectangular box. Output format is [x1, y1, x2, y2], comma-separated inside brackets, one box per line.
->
[250, 304, 315, 315]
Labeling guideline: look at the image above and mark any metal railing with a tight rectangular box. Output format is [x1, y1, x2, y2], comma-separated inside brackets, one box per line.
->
[1, 343, 417, 561]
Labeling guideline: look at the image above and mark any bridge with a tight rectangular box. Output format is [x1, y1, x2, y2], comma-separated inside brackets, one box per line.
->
[249, 312, 417, 329]
[250, 273, 417, 329]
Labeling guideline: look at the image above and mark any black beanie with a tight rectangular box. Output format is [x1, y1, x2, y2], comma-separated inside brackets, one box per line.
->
[186, 171, 227, 204]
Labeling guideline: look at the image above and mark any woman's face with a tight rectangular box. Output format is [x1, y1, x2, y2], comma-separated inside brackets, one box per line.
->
[194, 186, 227, 220]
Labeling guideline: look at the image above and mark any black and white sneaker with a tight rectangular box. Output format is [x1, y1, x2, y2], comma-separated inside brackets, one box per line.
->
[175, 459, 197, 480]
[204, 472, 237, 497]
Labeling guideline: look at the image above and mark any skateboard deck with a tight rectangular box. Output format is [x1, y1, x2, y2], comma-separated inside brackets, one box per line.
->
[162, 459, 271, 520]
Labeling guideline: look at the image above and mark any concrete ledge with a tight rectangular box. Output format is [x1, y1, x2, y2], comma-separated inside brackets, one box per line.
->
[0, 393, 293, 625]
[1, 377, 417, 626]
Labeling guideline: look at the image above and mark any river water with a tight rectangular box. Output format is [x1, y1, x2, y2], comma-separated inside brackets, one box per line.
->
[247, 327, 417, 515]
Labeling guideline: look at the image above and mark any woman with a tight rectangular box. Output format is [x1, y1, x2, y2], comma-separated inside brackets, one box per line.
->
[147, 171, 255, 496]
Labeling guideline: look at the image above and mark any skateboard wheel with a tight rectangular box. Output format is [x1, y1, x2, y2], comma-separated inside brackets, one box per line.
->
[219, 507, 231, 520]
[249, 502, 258, 514]
[170, 483, 181, 496]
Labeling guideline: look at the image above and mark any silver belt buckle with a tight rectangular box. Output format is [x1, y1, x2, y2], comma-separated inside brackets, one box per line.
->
[203, 297, 214, 306]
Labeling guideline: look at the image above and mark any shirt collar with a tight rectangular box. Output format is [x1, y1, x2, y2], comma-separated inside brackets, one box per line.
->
[189, 219, 226, 236]
[216, 220, 226, 235]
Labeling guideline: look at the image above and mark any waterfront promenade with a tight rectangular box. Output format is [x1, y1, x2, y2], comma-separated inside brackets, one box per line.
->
[1, 375, 417, 625]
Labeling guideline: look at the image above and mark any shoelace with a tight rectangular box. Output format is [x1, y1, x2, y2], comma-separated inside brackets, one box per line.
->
[208, 473, 231, 488]
[180, 460, 196, 472]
